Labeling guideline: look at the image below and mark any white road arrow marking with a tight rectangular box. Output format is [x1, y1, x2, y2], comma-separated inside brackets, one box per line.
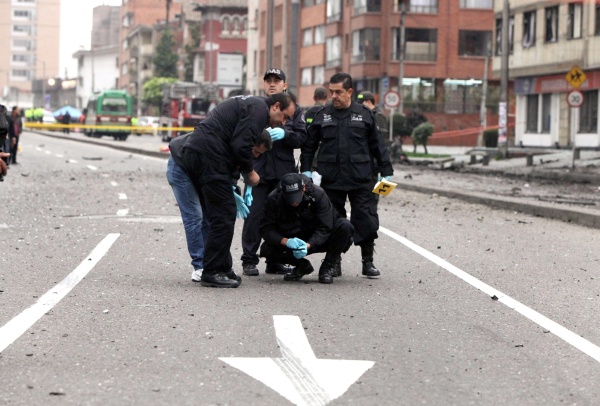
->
[220, 315, 374, 406]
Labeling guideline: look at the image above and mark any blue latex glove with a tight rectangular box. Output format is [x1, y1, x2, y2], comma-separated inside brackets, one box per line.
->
[378, 176, 392, 182]
[293, 247, 308, 259]
[268, 127, 285, 141]
[244, 185, 253, 206]
[285, 237, 306, 250]
[233, 187, 250, 219]
[302, 171, 312, 178]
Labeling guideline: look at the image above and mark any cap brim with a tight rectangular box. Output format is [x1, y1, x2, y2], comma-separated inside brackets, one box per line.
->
[283, 191, 303, 205]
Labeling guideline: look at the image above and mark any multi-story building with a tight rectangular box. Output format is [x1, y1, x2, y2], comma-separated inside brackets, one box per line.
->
[92, 5, 121, 49]
[0, 0, 61, 108]
[118, 0, 182, 93]
[494, 0, 600, 148]
[252, 0, 500, 137]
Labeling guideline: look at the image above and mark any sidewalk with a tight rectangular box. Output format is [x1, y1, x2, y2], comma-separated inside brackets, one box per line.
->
[31, 130, 600, 230]
[394, 145, 600, 229]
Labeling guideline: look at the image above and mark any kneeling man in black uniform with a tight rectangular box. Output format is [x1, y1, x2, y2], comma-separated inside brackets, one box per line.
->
[259, 173, 353, 284]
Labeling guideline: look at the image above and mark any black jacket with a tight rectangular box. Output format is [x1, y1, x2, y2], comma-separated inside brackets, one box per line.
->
[254, 105, 307, 182]
[300, 102, 393, 190]
[260, 179, 337, 249]
[174, 96, 270, 176]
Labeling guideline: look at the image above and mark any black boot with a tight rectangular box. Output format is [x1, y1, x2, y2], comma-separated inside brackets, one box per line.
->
[361, 242, 380, 278]
[265, 262, 292, 274]
[330, 256, 342, 277]
[283, 259, 314, 281]
[318, 258, 335, 284]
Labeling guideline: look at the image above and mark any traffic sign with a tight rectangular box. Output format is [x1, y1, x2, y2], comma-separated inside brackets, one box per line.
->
[383, 91, 400, 108]
[565, 66, 587, 89]
[567, 89, 584, 108]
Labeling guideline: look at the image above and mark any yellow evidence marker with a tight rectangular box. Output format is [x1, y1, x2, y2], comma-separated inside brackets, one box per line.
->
[372, 179, 397, 196]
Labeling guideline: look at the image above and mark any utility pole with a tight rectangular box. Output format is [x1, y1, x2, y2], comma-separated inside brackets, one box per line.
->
[42, 61, 46, 109]
[267, 0, 274, 68]
[398, 0, 406, 114]
[498, 0, 510, 157]
[478, 52, 490, 147]
[289, 0, 299, 95]
[166, 0, 172, 23]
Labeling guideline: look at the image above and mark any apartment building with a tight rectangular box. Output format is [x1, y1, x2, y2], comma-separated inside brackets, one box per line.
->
[92, 5, 121, 50]
[253, 0, 498, 134]
[0, 0, 61, 107]
[493, 0, 600, 148]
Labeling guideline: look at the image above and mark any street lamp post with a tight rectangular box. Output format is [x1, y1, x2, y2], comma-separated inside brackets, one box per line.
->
[498, 0, 510, 157]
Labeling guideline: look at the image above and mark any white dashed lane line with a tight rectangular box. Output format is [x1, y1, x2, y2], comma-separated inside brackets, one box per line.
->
[0, 234, 121, 353]
[110, 181, 119, 187]
[116, 209, 129, 216]
[86, 165, 98, 171]
[118, 193, 127, 200]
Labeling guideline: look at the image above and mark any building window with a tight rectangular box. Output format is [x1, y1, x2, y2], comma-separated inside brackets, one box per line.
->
[301, 67, 312, 85]
[394, 28, 437, 61]
[12, 54, 33, 64]
[222, 17, 230, 35]
[314, 25, 326, 44]
[579, 90, 598, 133]
[326, 36, 342, 67]
[526, 94, 552, 133]
[495, 16, 514, 55]
[12, 69, 31, 80]
[545, 6, 559, 43]
[122, 39, 128, 51]
[352, 28, 381, 62]
[242, 17, 248, 34]
[595, 4, 600, 35]
[232, 17, 241, 35]
[274, 5, 283, 31]
[459, 0, 492, 9]
[313, 65, 325, 85]
[12, 39, 33, 50]
[459, 30, 492, 56]
[443, 79, 482, 114]
[353, 0, 381, 14]
[327, 0, 342, 22]
[13, 9, 33, 19]
[302, 28, 313, 47]
[568, 3, 582, 40]
[121, 63, 128, 75]
[522, 11, 536, 48]
[408, 0, 438, 14]
[12, 25, 32, 35]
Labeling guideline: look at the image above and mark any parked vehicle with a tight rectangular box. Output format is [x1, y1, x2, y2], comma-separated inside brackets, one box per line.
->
[84, 90, 133, 141]
[134, 116, 160, 136]
[158, 82, 211, 142]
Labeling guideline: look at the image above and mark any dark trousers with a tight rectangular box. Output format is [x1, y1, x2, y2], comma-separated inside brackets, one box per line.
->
[241, 180, 279, 265]
[259, 218, 353, 265]
[324, 187, 378, 246]
[182, 148, 236, 274]
[9, 136, 18, 164]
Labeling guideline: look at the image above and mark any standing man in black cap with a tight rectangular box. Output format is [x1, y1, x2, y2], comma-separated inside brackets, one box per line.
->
[301, 73, 393, 279]
[259, 173, 354, 284]
[240, 68, 308, 277]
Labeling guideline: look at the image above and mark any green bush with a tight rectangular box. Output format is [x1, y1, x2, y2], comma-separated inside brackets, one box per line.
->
[411, 122, 434, 154]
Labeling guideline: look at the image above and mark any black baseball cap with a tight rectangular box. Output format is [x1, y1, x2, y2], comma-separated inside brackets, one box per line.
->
[264, 68, 286, 82]
[358, 91, 375, 103]
[280, 173, 304, 205]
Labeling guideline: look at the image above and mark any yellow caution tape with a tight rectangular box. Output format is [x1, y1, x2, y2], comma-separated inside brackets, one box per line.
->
[372, 179, 397, 196]
[23, 123, 195, 132]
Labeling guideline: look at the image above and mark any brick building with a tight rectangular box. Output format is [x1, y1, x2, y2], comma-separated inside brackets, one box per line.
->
[251, 0, 502, 140]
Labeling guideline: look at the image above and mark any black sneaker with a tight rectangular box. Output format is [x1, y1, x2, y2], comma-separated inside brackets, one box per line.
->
[362, 260, 381, 278]
[200, 271, 241, 288]
[242, 263, 259, 276]
[226, 269, 242, 282]
[283, 259, 314, 281]
[265, 262, 292, 274]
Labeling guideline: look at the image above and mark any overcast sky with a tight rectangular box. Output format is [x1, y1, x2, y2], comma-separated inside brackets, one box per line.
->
[59, 0, 121, 78]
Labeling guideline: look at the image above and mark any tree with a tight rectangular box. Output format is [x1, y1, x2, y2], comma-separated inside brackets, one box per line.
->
[142, 77, 177, 113]
[184, 22, 201, 82]
[154, 29, 179, 78]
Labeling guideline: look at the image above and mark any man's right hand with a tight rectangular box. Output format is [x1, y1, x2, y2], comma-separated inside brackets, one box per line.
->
[246, 170, 260, 186]
[285, 237, 307, 250]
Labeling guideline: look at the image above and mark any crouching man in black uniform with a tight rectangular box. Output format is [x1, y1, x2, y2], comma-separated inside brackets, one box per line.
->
[259, 173, 353, 284]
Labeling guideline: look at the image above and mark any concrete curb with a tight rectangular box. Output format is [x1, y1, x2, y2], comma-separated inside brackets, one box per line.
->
[396, 180, 600, 230]
[462, 165, 600, 185]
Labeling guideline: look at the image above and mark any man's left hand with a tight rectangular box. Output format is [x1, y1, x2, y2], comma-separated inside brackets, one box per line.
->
[268, 127, 285, 141]
[378, 176, 392, 182]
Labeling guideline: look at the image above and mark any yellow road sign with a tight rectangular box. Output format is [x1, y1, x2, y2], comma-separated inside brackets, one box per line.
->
[565, 66, 587, 89]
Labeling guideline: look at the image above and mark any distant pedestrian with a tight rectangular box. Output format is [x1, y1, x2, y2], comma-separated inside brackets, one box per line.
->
[9, 106, 22, 165]
[62, 111, 71, 134]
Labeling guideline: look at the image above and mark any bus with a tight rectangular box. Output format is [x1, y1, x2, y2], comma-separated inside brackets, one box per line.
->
[84, 90, 133, 141]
